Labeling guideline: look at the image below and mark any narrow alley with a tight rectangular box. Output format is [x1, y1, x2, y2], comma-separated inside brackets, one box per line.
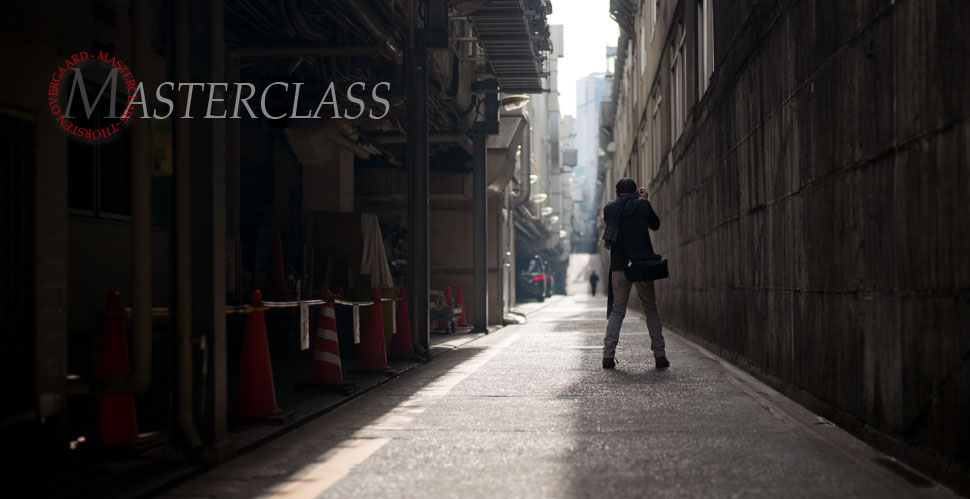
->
[161, 263, 950, 498]
[3, 0, 968, 496]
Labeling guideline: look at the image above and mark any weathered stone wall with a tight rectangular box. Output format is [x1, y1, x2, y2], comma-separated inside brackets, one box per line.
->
[648, 0, 969, 489]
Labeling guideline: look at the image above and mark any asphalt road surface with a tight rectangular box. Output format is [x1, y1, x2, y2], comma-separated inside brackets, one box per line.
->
[164, 292, 952, 498]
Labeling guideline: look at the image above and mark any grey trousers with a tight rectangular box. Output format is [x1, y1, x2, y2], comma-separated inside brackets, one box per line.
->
[604, 271, 665, 359]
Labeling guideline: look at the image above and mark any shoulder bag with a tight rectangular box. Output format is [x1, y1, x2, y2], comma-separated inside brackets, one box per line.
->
[624, 254, 669, 282]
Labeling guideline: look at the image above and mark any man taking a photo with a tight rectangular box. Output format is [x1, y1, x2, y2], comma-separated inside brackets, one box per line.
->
[601, 177, 669, 370]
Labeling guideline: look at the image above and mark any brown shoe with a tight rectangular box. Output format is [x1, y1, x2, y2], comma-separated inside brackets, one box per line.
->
[655, 356, 670, 369]
[602, 358, 616, 369]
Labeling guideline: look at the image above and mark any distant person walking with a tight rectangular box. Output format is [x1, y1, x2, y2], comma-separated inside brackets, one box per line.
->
[601, 177, 668, 370]
[589, 270, 599, 296]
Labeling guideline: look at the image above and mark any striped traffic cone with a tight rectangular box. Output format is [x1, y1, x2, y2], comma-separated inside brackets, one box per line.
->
[297, 290, 355, 394]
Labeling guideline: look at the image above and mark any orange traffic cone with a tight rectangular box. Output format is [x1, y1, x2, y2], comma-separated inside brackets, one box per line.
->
[389, 288, 418, 360]
[97, 292, 139, 447]
[265, 228, 286, 299]
[456, 286, 469, 327]
[234, 290, 288, 423]
[297, 290, 356, 394]
[356, 288, 392, 373]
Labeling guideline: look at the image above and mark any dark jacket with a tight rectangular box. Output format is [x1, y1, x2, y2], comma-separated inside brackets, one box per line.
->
[604, 197, 661, 271]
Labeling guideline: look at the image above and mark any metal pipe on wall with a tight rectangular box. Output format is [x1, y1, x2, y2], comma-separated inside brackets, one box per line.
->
[226, 54, 242, 307]
[502, 186, 512, 319]
[175, 0, 203, 450]
[208, 0, 229, 455]
[227, 45, 382, 58]
[472, 133, 488, 332]
[344, 0, 405, 64]
[280, 0, 403, 64]
[512, 116, 532, 208]
[127, 0, 152, 394]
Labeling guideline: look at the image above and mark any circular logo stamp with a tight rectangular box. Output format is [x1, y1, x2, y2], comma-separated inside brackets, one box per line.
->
[48, 50, 140, 141]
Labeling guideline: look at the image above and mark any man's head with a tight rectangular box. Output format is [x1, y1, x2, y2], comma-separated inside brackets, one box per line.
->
[615, 177, 637, 197]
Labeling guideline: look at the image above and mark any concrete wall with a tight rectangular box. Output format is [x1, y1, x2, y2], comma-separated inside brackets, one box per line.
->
[612, 0, 969, 490]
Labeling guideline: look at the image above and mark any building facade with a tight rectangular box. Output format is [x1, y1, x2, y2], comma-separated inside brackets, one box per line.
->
[603, 0, 969, 489]
[512, 24, 574, 299]
[573, 73, 610, 252]
[0, 0, 553, 471]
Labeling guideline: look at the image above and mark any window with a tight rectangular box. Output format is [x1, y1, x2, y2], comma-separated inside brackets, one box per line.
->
[669, 22, 686, 141]
[630, 148, 638, 186]
[66, 73, 171, 225]
[651, 86, 662, 176]
[697, 0, 714, 97]
[669, 60, 676, 142]
[67, 100, 132, 220]
[638, 124, 648, 182]
[639, 14, 646, 74]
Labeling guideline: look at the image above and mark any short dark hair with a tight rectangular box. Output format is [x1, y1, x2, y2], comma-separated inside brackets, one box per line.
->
[615, 177, 637, 194]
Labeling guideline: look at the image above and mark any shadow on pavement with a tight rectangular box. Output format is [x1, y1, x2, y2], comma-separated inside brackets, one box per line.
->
[160, 346, 490, 498]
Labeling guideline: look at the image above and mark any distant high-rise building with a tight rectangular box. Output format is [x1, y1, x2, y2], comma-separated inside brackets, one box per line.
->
[576, 73, 609, 183]
[573, 73, 609, 251]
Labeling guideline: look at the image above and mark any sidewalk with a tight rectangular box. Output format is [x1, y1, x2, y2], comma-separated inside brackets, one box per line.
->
[12, 319, 495, 498]
[162, 293, 953, 498]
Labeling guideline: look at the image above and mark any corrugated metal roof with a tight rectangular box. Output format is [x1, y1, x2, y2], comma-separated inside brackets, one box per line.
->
[468, 0, 552, 94]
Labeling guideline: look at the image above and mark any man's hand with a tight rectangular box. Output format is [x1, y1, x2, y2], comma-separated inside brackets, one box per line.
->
[637, 187, 649, 199]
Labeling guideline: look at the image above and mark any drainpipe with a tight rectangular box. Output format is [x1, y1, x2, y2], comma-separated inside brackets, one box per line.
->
[502, 185, 512, 318]
[116, 0, 153, 395]
[512, 115, 532, 208]
[209, 0, 230, 456]
[175, 0, 203, 449]
[472, 132, 488, 332]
